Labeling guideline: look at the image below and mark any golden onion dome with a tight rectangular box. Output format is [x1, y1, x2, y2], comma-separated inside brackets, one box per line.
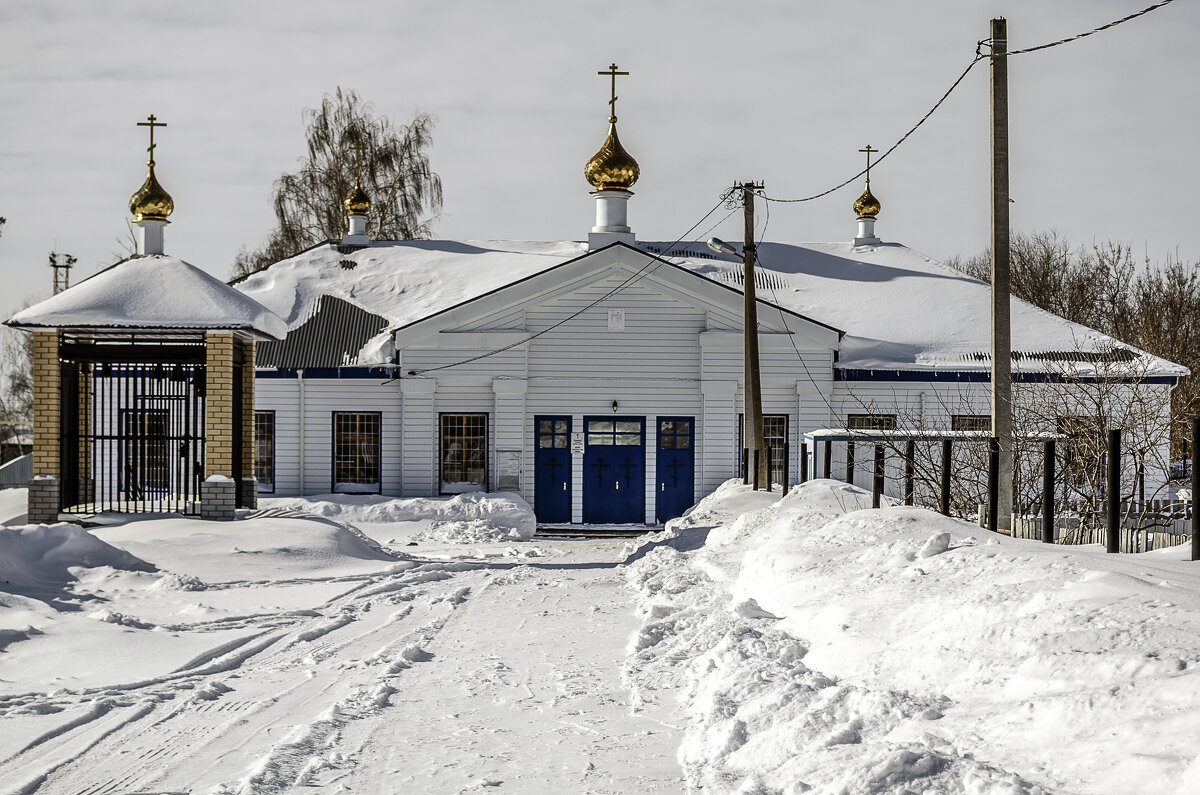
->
[344, 179, 371, 215]
[584, 117, 640, 191]
[129, 161, 174, 221]
[853, 182, 881, 220]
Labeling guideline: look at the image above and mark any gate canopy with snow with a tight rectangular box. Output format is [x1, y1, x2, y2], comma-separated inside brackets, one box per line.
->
[7, 255, 285, 521]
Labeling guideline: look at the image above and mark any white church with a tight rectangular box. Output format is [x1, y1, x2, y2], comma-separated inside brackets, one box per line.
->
[9, 81, 1186, 526]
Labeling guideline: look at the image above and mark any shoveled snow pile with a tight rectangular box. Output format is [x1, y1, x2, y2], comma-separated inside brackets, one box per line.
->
[0, 522, 155, 593]
[264, 491, 537, 542]
[624, 478, 1200, 794]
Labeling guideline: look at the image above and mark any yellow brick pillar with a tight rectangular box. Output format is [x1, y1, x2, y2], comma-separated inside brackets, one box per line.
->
[203, 332, 236, 519]
[28, 332, 61, 522]
[239, 338, 257, 509]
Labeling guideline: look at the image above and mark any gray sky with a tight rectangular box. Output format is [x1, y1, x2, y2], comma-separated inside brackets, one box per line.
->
[1, 0, 1196, 318]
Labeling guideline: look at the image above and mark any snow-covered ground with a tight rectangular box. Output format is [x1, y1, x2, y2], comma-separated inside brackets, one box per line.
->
[2, 482, 1200, 793]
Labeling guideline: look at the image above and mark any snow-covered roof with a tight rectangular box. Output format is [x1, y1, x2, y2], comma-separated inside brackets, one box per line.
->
[233, 238, 1186, 377]
[7, 255, 287, 339]
[665, 240, 1186, 377]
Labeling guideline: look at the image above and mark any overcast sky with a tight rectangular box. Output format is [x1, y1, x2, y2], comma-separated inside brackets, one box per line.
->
[1, 0, 1196, 319]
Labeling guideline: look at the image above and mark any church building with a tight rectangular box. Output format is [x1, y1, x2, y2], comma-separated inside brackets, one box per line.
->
[7, 71, 1187, 527]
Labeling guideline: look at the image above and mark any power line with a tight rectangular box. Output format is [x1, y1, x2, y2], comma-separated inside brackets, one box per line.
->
[1006, 0, 1176, 55]
[761, 0, 1178, 206]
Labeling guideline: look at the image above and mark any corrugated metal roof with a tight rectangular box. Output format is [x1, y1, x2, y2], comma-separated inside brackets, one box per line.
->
[256, 295, 390, 369]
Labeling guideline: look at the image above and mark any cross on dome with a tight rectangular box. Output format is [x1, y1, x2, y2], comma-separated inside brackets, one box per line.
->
[598, 63, 629, 120]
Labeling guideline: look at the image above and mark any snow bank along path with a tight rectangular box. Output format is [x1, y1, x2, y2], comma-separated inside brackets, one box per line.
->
[0, 500, 681, 794]
[624, 479, 1200, 794]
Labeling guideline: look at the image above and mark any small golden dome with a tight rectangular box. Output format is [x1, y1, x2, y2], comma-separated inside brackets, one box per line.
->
[129, 162, 174, 221]
[585, 117, 640, 191]
[344, 179, 371, 215]
[854, 182, 881, 219]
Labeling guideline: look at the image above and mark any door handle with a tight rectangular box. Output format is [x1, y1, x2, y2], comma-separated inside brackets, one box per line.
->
[562, 482, 567, 490]
[616, 481, 620, 490]
[661, 483, 665, 491]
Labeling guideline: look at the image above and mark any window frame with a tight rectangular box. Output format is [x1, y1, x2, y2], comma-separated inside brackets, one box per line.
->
[331, 411, 382, 494]
[738, 413, 789, 484]
[951, 414, 992, 433]
[846, 413, 897, 431]
[254, 410, 276, 494]
[440, 412, 489, 495]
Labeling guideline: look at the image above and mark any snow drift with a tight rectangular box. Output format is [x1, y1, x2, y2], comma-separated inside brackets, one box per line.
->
[625, 478, 1200, 794]
[0, 522, 155, 594]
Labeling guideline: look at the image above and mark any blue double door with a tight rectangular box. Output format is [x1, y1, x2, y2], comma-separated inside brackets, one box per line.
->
[534, 415, 695, 525]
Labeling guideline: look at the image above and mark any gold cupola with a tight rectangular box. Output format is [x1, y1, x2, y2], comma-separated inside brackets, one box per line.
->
[345, 173, 371, 216]
[853, 182, 881, 220]
[129, 160, 174, 222]
[585, 116, 640, 192]
[853, 143, 881, 219]
[129, 114, 173, 222]
[852, 144, 882, 247]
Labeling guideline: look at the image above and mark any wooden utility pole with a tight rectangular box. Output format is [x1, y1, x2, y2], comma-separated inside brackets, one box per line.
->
[741, 182, 767, 490]
[990, 18, 1014, 532]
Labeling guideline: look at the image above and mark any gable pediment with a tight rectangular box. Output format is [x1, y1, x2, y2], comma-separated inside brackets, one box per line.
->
[393, 243, 841, 351]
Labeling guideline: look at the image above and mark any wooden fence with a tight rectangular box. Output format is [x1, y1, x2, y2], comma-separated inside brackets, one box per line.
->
[1006, 499, 1191, 551]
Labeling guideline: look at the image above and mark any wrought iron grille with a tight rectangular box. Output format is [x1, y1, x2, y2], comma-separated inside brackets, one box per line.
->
[60, 342, 206, 515]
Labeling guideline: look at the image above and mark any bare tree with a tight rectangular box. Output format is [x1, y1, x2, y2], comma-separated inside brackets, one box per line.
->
[232, 88, 443, 278]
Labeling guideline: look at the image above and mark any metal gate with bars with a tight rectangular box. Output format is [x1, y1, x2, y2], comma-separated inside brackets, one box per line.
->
[59, 336, 208, 515]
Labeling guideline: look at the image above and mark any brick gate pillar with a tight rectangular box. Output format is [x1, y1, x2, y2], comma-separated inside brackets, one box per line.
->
[202, 332, 236, 519]
[28, 332, 61, 523]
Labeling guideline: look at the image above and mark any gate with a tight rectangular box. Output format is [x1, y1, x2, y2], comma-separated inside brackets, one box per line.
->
[582, 416, 645, 524]
[59, 337, 206, 515]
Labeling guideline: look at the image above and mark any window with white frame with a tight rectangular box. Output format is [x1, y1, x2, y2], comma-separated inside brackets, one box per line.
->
[441, 413, 488, 494]
[333, 412, 381, 493]
[255, 410, 275, 493]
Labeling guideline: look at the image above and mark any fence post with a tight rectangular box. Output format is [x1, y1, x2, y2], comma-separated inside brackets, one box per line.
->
[823, 440, 832, 479]
[742, 448, 749, 486]
[988, 436, 1000, 532]
[799, 441, 808, 484]
[940, 439, 952, 516]
[846, 441, 855, 485]
[904, 440, 915, 506]
[872, 444, 884, 508]
[753, 451, 761, 492]
[1193, 418, 1199, 561]
[782, 442, 790, 496]
[1043, 438, 1055, 543]
[764, 446, 773, 493]
[1107, 428, 1121, 553]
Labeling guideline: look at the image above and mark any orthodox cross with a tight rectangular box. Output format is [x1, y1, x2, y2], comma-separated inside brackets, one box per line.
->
[598, 63, 629, 116]
[859, 144, 877, 184]
[592, 456, 609, 487]
[137, 114, 167, 162]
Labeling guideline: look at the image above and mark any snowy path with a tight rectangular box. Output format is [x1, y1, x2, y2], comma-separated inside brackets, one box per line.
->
[0, 540, 683, 794]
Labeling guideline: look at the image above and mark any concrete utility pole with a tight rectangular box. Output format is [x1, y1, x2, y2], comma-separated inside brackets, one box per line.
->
[990, 18, 1014, 532]
[741, 182, 768, 489]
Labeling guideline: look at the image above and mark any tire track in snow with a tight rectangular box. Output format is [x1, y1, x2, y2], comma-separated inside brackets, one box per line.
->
[6, 561, 482, 795]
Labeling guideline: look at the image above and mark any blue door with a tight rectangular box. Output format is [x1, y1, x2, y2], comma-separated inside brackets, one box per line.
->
[534, 416, 572, 523]
[656, 417, 695, 523]
[583, 416, 645, 524]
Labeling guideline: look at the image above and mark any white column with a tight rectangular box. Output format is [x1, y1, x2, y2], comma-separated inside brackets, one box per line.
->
[400, 378, 436, 496]
[492, 378, 527, 495]
[700, 380, 737, 493]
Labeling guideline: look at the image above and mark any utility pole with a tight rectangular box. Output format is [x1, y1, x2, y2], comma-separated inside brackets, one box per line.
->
[989, 18, 1014, 532]
[740, 181, 767, 490]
